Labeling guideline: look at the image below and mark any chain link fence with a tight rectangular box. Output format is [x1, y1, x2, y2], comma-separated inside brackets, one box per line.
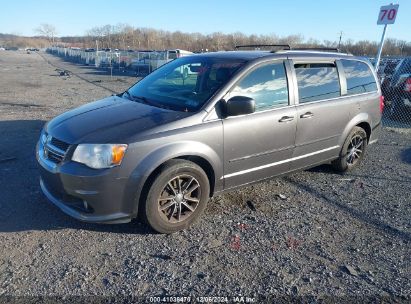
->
[377, 56, 411, 129]
[47, 47, 171, 76]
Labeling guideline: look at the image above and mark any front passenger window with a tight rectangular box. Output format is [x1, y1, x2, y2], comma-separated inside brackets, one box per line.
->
[231, 62, 289, 111]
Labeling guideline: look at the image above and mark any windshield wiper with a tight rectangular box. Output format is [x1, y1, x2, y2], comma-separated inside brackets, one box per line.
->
[123, 92, 153, 106]
[133, 95, 173, 110]
[123, 91, 174, 110]
[132, 95, 151, 105]
[122, 90, 134, 101]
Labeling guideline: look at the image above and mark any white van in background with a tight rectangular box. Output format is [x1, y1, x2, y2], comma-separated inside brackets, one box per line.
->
[167, 49, 192, 60]
[130, 49, 193, 75]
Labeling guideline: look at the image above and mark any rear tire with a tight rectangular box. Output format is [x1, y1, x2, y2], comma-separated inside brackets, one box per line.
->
[142, 160, 210, 234]
[332, 127, 367, 173]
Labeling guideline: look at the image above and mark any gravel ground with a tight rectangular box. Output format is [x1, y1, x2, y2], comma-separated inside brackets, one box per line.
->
[0, 51, 410, 302]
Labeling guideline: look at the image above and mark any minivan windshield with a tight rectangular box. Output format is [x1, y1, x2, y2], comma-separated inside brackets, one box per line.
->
[126, 56, 246, 112]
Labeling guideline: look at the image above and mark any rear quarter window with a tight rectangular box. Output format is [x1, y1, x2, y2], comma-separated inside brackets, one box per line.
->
[341, 60, 378, 94]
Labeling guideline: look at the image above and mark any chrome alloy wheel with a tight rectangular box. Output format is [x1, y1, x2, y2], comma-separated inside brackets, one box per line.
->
[157, 175, 201, 223]
[346, 134, 364, 165]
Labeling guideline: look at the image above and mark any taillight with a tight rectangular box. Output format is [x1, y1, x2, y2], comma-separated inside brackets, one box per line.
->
[404, 78, 411, 92]
[380, 95, 385, 114]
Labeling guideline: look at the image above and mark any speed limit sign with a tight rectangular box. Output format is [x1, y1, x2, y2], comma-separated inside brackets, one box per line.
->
[377, 4, 399, 25]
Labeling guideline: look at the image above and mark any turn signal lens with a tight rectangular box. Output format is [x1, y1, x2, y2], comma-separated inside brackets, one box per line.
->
[112, 145, 127, 165]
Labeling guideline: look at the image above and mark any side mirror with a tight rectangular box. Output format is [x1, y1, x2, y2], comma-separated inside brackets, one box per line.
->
[225, 96, 255, 117]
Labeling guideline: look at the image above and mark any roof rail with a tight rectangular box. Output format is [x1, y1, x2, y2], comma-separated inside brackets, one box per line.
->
[234, 45, 351, 55]
[235, 44, 291, 50]
[287, 47, 341, 53]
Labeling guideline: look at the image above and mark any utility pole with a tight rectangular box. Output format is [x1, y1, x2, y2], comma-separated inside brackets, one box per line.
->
[375, 24, 388, 71]
[338, 31, 343, 50]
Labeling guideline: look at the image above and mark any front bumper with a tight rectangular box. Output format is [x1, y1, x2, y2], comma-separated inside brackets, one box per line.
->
[36, 140, 134, 224]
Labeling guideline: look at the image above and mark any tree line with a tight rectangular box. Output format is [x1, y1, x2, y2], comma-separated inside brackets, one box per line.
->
[1, 23, 410, 57]
[67, 24, 411, 57]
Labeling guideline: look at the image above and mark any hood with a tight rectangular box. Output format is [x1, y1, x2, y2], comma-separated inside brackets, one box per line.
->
[46, 96, 190, 144]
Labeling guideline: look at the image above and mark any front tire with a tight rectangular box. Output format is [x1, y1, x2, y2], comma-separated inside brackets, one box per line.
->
[142, 160, 210, 234]
[332, 126, 367, 173]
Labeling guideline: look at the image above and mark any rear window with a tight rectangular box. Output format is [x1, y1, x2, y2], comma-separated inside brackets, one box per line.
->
[294, 63, 341, 103]
[341, 60, 378, 94]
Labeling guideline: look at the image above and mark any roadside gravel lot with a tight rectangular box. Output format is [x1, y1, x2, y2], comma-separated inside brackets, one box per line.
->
[0, 51, 410, 301]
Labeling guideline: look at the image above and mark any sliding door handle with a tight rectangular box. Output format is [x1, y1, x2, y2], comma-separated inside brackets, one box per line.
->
[300, 112, 314, 119]
[279, 116, 294, 123]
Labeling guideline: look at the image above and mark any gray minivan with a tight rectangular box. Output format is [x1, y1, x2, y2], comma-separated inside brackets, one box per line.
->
[36, 49, 383, 233]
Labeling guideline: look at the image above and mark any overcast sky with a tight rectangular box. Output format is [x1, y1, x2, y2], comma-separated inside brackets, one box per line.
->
[1, 0, 409, 42]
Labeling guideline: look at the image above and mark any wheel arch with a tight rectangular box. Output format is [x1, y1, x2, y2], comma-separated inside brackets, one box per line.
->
[125, 141, 222, 218]
[339, 113, 372, 147]
[356, 121, 371, 143]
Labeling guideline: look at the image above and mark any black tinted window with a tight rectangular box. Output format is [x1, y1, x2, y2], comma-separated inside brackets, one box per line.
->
[231, 62, 288, 111]
[295, 63, 341, 103]
[341, 60, 377, 94]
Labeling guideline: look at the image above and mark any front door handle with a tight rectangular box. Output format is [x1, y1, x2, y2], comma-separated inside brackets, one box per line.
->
[300, 112, 314, 119]
[279, 116, 294, 123]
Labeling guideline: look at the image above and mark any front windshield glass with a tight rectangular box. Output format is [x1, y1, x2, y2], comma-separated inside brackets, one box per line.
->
[127, 56, 246, 112]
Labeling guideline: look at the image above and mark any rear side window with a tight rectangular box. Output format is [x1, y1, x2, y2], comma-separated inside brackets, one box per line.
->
[294, 63, 341, 103]
[231, 62, 289, 111]
[341, 60, 378, 94]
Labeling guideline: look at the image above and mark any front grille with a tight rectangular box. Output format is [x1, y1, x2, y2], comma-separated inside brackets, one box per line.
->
[50, 137, 70, 152]
[46, 149, 64, 163]
[44, 136, 70, 164]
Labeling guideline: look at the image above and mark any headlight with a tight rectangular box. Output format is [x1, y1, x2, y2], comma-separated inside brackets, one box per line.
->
[72, 144, 128, 169]
[41, 132, 48, 145]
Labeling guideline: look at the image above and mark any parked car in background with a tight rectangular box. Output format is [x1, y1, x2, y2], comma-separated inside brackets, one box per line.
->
[129, 51, 154, 75]
[384, 57, 411, 119]
[37, 49, 382, 233]
[130, 50, 193, 75]
[380, 59, 401, 96]
[147, 49, 193, 71]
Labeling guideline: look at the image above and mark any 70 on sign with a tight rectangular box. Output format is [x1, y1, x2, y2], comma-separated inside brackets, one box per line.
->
[377, 4, 399, 25]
